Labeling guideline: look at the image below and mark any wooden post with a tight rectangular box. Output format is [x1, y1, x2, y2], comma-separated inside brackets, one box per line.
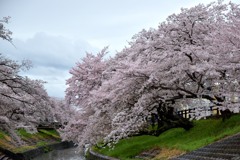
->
[184, 110, 187, 119]
[217, 108, 219, 116]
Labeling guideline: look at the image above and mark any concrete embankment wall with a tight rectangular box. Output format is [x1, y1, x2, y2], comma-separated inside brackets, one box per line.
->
[87, 149, 119, 160]
[0, 141, 74, 160]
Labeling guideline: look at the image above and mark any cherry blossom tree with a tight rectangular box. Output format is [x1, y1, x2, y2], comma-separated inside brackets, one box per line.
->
[64, 1, 240, 149]
[65, 47, 108, 107]
[0, 61, 53, 145]
[0, 17, 54, 146]
[49, 97, 73, 127]
[0, 16, 12, 42]
[62, 48, 109, 147]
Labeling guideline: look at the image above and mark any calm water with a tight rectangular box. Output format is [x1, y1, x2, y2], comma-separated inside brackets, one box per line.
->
[33, 147, 85, 160]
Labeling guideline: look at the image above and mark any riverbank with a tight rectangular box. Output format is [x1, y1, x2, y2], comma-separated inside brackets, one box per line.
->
[0, 128, 74, 160]
[0, 141, 74, 160]
[94, 114, 240, 159]
[33, 147, 85, 160]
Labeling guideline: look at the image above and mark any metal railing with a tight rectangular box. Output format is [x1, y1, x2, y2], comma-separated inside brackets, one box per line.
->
[177, 106, 221, 120]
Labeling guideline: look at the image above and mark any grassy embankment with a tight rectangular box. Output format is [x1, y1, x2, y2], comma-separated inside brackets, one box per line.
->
[95, 114, 240, 160]
[0, 128, 61, 153]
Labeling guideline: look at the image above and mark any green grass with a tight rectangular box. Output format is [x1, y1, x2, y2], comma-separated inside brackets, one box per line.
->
[12, 145, 36, 153]
[12, 129, 61, 153]
[0, 128, 61, 153]
[17, 128, 35, 138]
[36, 141, 48, 147]
[38, 129, 60, 139]
[0, 130, 9, 139]
[36, 141, 52, 153]
[96, 114, 240, 160]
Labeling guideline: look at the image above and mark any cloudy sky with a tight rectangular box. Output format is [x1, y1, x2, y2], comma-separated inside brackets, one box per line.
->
[0, 0, 238, 98]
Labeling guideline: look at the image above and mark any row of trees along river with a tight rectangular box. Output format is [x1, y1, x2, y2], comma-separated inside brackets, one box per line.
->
[1, 1, 240, 159]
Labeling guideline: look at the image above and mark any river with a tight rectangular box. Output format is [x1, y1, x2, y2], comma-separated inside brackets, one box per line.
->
[33, 147, 85, 160]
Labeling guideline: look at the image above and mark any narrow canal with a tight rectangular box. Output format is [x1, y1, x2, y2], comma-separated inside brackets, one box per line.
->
[33, 147, 85, 160]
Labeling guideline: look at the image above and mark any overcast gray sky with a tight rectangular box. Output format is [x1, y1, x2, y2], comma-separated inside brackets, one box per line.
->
[0, 0, 238, 98]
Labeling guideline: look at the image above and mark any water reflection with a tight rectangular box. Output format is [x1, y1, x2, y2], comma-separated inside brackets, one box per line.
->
[33, 147, 85, 160]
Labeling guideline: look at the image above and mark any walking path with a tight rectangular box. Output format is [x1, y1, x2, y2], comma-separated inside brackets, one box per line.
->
[172, 133, 240, 160]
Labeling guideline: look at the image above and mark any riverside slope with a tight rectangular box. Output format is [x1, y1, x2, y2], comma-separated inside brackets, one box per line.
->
[172, 133, 240, 160]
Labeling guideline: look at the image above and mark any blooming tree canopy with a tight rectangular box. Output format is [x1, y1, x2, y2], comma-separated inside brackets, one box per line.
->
[64, 1, 240, 149]
[0, 17, 56, 146]
[0, 16, 12, 42]
[62, 48, 109, 146]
